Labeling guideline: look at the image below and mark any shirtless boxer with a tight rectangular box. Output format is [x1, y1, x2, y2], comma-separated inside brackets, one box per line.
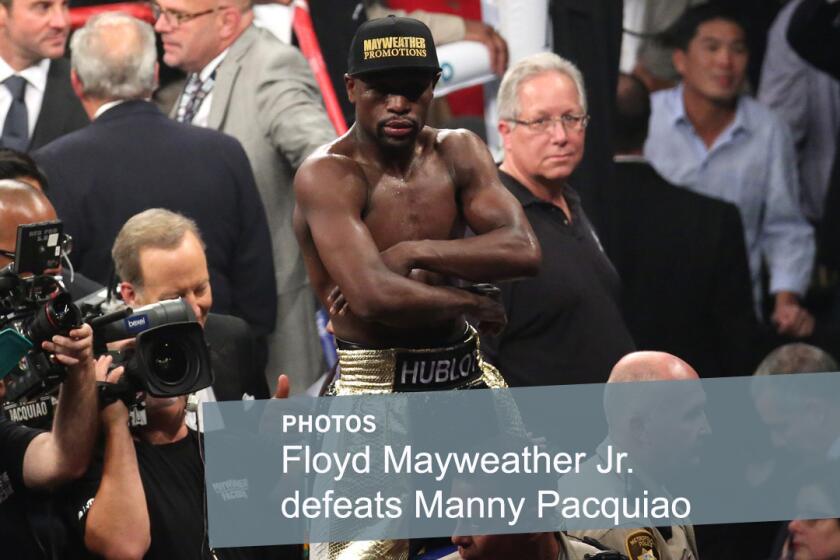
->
[294, 16, 540, 398]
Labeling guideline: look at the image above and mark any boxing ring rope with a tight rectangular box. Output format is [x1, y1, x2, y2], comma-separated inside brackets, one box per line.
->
[291, 0, 350, 135]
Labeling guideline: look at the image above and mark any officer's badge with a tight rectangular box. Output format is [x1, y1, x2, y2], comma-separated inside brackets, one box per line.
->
[625, 530, 659, 560]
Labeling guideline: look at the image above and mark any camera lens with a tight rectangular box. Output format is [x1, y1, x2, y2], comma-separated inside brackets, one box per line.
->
[25, 292, 81, 345]
[145, 335, 191, 386]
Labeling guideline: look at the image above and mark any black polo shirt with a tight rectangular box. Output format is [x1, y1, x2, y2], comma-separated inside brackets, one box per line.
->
[481, 170, 635, 386]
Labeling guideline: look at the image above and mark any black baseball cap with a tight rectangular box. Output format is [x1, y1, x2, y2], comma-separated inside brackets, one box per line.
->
[347, 15, 441, 77]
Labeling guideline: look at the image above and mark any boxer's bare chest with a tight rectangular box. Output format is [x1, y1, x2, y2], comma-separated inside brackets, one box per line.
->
[360, 152, 464, 250]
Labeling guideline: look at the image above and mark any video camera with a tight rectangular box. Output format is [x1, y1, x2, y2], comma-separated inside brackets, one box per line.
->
[0, 220, 213, 425]
[91, 298, 214, 406]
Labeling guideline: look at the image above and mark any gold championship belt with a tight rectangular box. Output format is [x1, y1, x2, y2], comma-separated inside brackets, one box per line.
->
[314, 326, 507, 560]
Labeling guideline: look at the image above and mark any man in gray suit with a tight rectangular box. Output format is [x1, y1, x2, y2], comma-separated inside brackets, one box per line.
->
[154, 0, 336, 392]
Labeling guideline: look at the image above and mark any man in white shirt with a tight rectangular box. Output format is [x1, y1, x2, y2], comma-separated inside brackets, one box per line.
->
[0, 0, 87, 150]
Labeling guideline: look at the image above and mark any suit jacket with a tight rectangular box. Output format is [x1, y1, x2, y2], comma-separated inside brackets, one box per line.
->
[549, 0, 623, 235]
[32, 100, 277, 337]
[605, 159, 766, 377]
[200, 25, 334, 298]
[28, 57, 89, 151]
[205, 313, 270, 400]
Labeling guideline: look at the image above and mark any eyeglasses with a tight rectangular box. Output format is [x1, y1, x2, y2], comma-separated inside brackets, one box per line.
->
[510, 113, 590, 134]
[149, 1, 220, 26]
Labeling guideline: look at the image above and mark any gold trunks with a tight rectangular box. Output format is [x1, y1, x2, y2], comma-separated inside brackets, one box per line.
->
[326, 326, 507, 395]
[315, 326, 508, 559]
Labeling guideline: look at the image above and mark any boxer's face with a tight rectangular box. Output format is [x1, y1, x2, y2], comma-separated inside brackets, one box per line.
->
[347, 70, 439, 150]
[499, 70, 586, 184]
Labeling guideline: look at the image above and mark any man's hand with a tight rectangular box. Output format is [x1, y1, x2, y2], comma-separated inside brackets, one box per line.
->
[772, 292, 815, 337]
[464, 19, 508, 76]
[42, 323, 95, 375]
[465, 292, 506, 336]
[328, 285, 350, 317]
[95, 355, 129, 427]
[380, 242, 414, 277]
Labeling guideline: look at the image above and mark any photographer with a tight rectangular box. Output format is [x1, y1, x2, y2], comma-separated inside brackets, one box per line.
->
[112, 208, 271, 415]
[60, 209, 293, 559]
[0, 276, 97, 559]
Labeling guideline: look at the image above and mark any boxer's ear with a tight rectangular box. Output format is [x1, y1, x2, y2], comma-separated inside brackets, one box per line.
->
[345, 74, 357, 104]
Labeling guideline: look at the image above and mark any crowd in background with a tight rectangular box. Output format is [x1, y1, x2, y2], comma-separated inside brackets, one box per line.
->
[0, 0, 839, 558]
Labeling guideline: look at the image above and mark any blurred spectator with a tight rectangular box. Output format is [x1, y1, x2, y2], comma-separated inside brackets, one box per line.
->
[158, 0, 335, 393]
[31, 13, 277, 356]
[0, 152, 101, 300]
[786, 0, 840, 79]
[0, 0, 88, 151]
[787, 0, 840, 314]
[568, 351, 704, 560]
[483, 52, 635, 387]
[751, 343, 840, 560]
[644, 4, 815, 337]
[548, 0, 623, 239]
[780, 474, 840, 560]
[759, 0, 840, 224]
[0, 147, 47, 190]
[607, 72, 763, 378]
[627, 0, 707, 92]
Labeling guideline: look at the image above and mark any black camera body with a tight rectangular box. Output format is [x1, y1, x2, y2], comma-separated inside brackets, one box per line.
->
[1, 220, 214, 424]
[92, 299, 214, 402]
[0, 222, 82, 402]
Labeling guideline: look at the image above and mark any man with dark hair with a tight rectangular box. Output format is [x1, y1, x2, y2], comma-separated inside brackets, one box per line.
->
[0, 0, 88, 151]
[606, 72, 763, 378]
[0, 172, 100, 299]
[294, 17, 540, 557]
[0, 146, 46, 188]
[645, 3, 815, 337]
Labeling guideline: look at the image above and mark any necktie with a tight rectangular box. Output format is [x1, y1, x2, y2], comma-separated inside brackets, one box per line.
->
[176, 71, 216, 124]
[2, 75, 28, 151]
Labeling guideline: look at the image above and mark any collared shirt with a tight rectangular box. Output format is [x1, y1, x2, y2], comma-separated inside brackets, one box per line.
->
[481, 170, 635, 387]
[177, 48, 229, 128]
[0, 57, 50, 139]
[644, 84, 815, 315]
[93, 99, 127, 120]
[759, 0, 840, 222]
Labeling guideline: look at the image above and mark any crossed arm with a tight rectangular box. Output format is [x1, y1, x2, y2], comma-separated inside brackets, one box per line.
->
[294, 132, 540, 329]
[379, 131, 541, 283]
